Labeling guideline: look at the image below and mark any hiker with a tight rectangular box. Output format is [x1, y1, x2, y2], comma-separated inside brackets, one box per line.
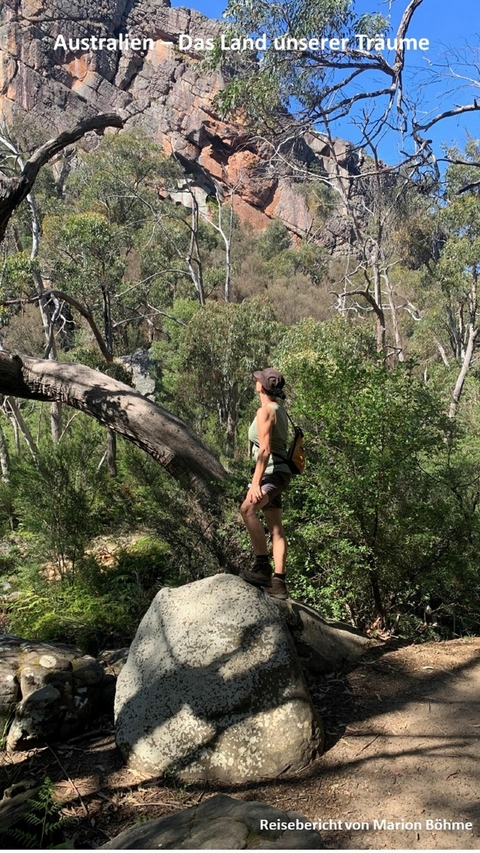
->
[239, 368, 291, 600]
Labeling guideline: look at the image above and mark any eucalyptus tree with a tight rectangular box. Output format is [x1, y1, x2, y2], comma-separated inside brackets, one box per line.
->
[0, 115, 123, 448]
[156, 297, 282, 458]
[274, 317, 480, 629]
[433, 143, 480, 417]
[212, 0, 480, 359]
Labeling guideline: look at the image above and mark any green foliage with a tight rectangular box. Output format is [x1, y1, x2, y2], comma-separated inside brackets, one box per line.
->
[1, 777, 73, 849]
[6, 544, 169, 653]
[216, 0, 376, 126]
[275, 318, 480, 629]
[0, 250, 36, 297]
[155, 297, 283, 457]
[11, 416, 122, 576]
[257, 220, 292, 260]
[400, 141, 480, 389]
[355, 12, 390, 37]
[118, 442, 224, 580]
[42, 211, 125, 300]
[2, 113, 480, 648]
[66, 129, 181, 227]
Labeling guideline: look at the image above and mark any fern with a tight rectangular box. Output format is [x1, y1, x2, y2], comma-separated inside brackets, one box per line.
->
[3, 777, 74, 849]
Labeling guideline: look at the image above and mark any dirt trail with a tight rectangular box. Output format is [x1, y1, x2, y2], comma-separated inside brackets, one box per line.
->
[227, 637, 480, 850]
[1, 637, 479, 849]
[303, 637, 480, 849]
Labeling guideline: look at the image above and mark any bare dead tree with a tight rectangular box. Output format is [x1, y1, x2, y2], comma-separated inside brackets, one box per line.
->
[196, 177, 240, 303]
[448, 269, 479, 419]
[0, 131, 64, 440]
[216, 0, 479, 369]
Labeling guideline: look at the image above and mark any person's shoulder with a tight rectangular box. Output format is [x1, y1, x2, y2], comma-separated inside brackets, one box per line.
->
[258, 404, 276, 420]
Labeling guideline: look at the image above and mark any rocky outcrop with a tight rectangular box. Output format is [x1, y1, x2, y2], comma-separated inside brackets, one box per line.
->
[114, 574, 324, 783]
[101, 793, 326, 849]
[0, 634, 107, 750]
[270, 598, 375, 674]
[0, 591, 372, 756]
[116, 348, 156, 398]
[0, 0, 358, 238]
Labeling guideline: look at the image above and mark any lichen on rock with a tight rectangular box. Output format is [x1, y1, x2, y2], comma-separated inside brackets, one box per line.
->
[114, 574, 324, 783]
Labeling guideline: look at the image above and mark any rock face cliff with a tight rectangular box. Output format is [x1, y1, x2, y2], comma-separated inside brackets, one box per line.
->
[0, 0, 357, 239]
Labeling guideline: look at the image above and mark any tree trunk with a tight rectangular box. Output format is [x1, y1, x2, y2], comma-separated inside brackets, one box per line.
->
[367, 550, 385, 628]
[5, 397, 38, 457]
[371, 251, 386, 353]
[0, 422, 10, 482]
[29, 193, 63, 443]
[449, 272, 478, 419]
[0, 352, 227, 496]
[50, 401, 62, 443]
[384, 270, 404, 362]
[449, 323, 478, 418]
[106, 429, 117, 477]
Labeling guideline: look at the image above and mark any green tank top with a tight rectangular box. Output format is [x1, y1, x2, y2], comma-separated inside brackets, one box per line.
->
[248, 402, 290, 475]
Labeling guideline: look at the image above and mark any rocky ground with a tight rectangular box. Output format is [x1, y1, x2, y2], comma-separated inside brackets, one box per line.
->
[1, 636, 479, 850]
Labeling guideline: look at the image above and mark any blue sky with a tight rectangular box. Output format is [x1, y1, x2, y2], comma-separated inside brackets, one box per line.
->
[171, 0, 480, 160]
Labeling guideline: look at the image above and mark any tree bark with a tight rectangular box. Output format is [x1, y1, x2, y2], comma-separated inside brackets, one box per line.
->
[0, 352, 227, 496]
[106, 429, 117, 477]
[449, 323, 478, 418]
[384, 270, 404, 363]
[5, 397, 38, 457]
[225, 382, 238, 458]
[0, 422, 10, 482]
[449, 272, 478, 419]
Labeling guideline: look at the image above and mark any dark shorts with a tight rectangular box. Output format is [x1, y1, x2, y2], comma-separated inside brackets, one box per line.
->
[259, 471, 292, 509]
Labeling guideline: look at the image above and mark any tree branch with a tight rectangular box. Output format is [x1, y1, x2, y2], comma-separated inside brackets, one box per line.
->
[414, 102, 480, 133]
[41, 289, 112, 362]
[0, 113, 124, 242]
[0, 351, 227, 495]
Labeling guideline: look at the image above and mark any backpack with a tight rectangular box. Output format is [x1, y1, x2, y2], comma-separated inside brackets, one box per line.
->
[285, 417, 306, 476]
[271, 411, 306, 476]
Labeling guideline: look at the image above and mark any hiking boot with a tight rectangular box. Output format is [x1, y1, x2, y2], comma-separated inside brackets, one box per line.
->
[267, 575, 289, 599]
[240, 562, 272, 588]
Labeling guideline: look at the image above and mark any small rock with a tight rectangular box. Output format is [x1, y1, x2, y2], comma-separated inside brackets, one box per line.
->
[0, 634, 107, 750]
[7, 684, 62, 750]
[271, 599, 374, 674]
[38, 655, 58, 669]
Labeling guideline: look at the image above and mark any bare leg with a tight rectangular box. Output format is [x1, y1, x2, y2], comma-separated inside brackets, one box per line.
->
[263, 507, 287, 575]
[240, 493, 270, 554]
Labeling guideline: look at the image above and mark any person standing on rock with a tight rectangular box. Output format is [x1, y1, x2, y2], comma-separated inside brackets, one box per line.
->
[240, 368, 291, 599]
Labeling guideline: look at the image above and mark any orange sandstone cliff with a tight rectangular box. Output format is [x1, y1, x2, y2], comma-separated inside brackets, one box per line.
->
[0, 0, 359, 242]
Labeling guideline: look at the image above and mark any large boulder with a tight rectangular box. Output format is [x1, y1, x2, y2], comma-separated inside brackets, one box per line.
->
[0, 634, 106, 750]
[101, 793, 325, 849]
[114, 575, 324, 783]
